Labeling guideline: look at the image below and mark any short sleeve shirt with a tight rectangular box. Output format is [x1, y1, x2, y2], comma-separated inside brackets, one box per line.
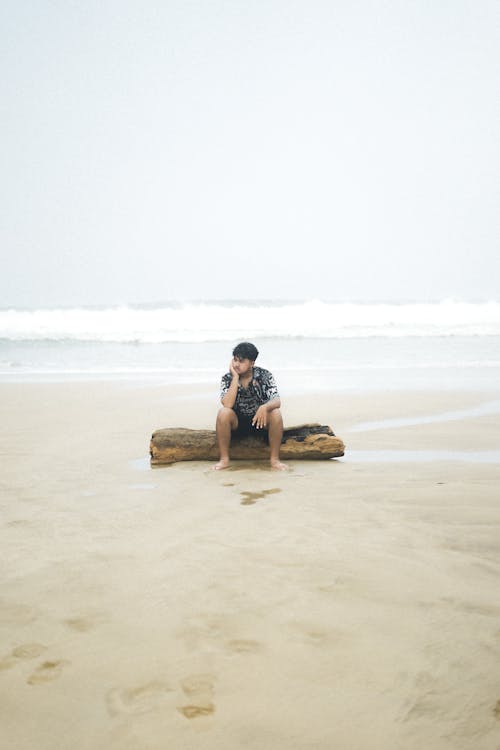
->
[219, 366, 280, 417]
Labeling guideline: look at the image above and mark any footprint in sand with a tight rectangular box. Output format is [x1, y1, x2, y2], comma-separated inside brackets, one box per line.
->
[13, 643, 47, 659]
[65, 617, 94, 632]
[27, 659, 70, 685]
[290, 621, 342, 648]
[226, 639, 261, 654]
[178, 673, 216, 719]
[0, 643, 47, 672]
[178, 612, 227, 652]
[240, 487, 282, 505]
[64, 613, 107, 632]
[106, 681, 173, 716]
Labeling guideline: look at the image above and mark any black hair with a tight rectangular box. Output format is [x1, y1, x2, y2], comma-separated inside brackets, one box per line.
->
[233, 342, 259, 361]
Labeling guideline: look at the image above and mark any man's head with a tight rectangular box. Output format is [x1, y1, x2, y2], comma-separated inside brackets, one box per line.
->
[233, 342, 258, 362]
[231, 342, 258, 377]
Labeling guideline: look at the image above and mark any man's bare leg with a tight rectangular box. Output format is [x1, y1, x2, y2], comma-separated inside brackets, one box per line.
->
[214, 407, 238, 470]
[268, 409, 287, 470]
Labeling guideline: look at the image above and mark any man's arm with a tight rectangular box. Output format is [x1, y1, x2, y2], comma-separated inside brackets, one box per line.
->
[264, 397, 281, 412]
[252, 397, 281, 428]
[221, 361, 239, 408]
[252, 369, 281, 427]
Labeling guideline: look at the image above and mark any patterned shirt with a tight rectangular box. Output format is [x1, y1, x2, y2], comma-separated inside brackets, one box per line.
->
[219, 366, 280, 417]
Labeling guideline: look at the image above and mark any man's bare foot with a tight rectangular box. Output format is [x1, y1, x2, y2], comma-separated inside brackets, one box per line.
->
[270, 460, 287, 471]
[214, 458, 230, 471]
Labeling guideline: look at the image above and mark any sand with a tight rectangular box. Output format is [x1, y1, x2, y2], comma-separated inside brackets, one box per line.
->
[1, 381, 500, 750]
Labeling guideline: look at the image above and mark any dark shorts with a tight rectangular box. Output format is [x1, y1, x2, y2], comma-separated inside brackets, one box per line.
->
[233, 412, 269, 444]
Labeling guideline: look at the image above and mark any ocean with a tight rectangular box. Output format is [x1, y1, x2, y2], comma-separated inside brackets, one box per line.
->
[1, 300, 499, 392]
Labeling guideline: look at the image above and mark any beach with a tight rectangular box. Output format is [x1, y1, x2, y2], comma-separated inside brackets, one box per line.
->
[2, 381, 500, 749]
[2, 0, 499, 737]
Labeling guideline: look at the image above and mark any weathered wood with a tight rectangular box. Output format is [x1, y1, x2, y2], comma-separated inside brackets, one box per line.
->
[150, 423, 345, 464]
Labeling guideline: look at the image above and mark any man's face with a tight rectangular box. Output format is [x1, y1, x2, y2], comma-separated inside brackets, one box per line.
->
[232, 356, 253, 376]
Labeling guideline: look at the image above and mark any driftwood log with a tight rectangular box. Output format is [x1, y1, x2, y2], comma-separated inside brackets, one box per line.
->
[150, 423, 345, 465]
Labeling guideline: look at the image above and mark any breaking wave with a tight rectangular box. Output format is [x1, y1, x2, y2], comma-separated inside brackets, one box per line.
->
[1, 300, 500, 342]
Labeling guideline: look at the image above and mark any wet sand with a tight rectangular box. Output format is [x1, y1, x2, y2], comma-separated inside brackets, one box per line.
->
[1, 382, 500, 749]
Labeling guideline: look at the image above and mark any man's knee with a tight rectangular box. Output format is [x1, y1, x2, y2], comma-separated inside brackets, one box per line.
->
[268, 409, 283, 426]
[217, 407, 237, 427]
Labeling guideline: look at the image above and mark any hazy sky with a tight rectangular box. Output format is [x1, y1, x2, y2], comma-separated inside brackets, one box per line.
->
[1, 0, 498, 307]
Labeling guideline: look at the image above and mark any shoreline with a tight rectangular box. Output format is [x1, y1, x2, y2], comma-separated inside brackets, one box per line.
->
[2, 381, 500, 749]
[2, 365, 500, 394]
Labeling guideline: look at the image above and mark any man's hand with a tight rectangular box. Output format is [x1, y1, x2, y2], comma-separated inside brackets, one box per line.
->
[229, 359, 239, 379]
[252, 404, 268, 429]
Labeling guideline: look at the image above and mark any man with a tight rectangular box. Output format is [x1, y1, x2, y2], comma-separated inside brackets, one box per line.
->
[214, 342, 286, 471]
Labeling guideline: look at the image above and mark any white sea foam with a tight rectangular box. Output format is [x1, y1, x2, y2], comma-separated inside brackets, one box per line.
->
[1, 300, 500, 342]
